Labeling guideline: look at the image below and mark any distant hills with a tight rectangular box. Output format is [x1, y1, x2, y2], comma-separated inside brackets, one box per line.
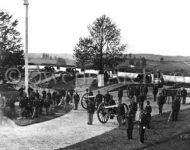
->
[133, 53, 190, 62]
[29, 52, 190, 62]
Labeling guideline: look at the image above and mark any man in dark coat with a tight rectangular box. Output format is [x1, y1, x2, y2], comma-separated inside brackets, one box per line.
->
[117, 101, 125, 127]
[145, 101, 152, 129]
[118, 88, 123, 103]
[134, 86, 140, 101]
[87, 98, 95, 125]
[126, 108, 134, 139]
[104, 91, 112, 104]
[172, 96, 181, 121]
[157, 92, 165, 115]
[137, 92, 146, 111]
[181, 86, 187, 104]
[42, 88, 46, 99]
[73, 91, 80, 110]
[139, 111, 148, 143]
[152, 85, 158, 101]
[95, 90, 104, 108]
[129, 97, 137, 121]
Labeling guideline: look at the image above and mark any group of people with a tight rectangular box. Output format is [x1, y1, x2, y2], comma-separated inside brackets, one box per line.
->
[17, 86, 80, 119]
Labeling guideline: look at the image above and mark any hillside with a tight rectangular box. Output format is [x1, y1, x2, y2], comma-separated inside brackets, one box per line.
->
[134, 53, 190, 62]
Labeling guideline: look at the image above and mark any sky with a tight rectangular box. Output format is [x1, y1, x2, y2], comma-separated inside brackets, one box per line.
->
[1, 0, 190, 56]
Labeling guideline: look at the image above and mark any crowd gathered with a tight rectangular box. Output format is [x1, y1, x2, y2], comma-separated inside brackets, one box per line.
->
[17, 86, 80, 119]
[0, 83, 188, 144]
[84, 84, 188, 143]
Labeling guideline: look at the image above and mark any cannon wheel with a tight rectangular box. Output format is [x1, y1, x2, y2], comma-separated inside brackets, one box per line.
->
[97, 102, 109, 124]
[81, 93, 88, 109]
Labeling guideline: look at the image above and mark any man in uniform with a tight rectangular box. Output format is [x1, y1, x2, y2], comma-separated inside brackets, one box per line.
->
[139, 110, 148, 143]
[145, 101, 152, 129]
[104, 91, 112, 104]
[126, 107, 134, 140]
[73, 91, 80, 110]
[157, 92, 165, 115]
[152, 85, 158, 102]
[129, 97, 137, 121]
[172, 95, 181, 121]
[87, 97, 95, 125]
[118, 88, 123, 103]
[181, 86, 187, 104]
[95, 90, 104, 108]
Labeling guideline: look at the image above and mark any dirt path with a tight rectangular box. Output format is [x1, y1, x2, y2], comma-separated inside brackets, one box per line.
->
[1, 87, 190, 150]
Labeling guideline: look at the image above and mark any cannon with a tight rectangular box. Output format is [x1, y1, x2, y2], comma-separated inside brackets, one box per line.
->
[81, 94, 95, 109]
[97, 102, 129, 124]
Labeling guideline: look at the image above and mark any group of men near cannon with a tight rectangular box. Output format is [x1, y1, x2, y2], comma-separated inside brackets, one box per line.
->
[18, 86, 80, 119]
[85, 84, 188, 143]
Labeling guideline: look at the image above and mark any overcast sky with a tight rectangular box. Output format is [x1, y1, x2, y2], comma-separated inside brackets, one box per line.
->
[1, 0, 190, 56]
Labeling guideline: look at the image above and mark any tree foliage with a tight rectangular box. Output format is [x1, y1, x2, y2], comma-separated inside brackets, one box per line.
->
[73, 15, 126, 70]
[0, 11, 24, 68]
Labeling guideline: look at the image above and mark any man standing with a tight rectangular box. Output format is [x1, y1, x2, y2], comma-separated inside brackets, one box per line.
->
[138, 92, 146, 111]
[129, 97, 138, 121]
[157, 92, 165, 115]
[126, 107, 134, 140]
[73, 91, 80, 110]
[118, 88, 123, 103]
[117, 102, 125, 127]
[152, 85, 158, 102]
[172, 95, 181, 121]
[104, 91, 112, 104]
[139, 110, 148, 143]
[87, 98, 95, 125]
[181, 86, 187, 104]
[95, 90, 104, 108]
[145, 101, 152, 129]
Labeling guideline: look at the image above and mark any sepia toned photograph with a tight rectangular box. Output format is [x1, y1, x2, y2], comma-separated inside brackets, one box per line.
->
[0, 0, 190, 150]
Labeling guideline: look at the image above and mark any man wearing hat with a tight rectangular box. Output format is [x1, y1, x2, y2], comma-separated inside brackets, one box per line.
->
[157, 92, 165, 115]
[87, 95, 95, 125]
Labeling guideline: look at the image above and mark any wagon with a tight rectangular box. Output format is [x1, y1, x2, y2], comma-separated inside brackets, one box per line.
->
[97, 102, 129, 124]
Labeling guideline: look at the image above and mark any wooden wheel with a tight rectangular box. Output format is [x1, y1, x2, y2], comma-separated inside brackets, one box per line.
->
[97, 102, 109, 124]
[81, 93, 89, 109]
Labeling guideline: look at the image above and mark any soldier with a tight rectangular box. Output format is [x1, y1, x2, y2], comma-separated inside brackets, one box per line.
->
[145, 101, 152, 129]
[126, 107, 134, 140]
[181, 86, 187, 104]
[117, 101, 125, 127]
[152, 85, 158, 102]
[139, 110, 148, 143]
[118, 88, 123, 103]
[69, 88, 75, 103]
[32, 96, 40, 118]
[157, 92, 165, 115]
[138, 92, 146, 111]
[87, 97, 95, 125]
[104, 91, 112, 104]
[95, 90, 104, 108]
[52, 90, 57, 105]
[19, 93, 28, 118]
[35, 89, 40, 99]
[73, 91, 80, 110]
[42, 88, 46, 100]
[129, 97, 138, 121]
[44, 97, 50, 115]
[47, 89, 52, 105]
[65, 91, 71, 105]
[172, 95, 181, 121]
[134, 86, 140, 102]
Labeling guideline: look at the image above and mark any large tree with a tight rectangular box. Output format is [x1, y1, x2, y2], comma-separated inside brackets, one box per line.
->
[74, 15, 126, 71]
[0, 11, 24, 69]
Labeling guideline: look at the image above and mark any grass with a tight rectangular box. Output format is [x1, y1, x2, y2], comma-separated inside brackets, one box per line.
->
[58, 108, 190, 150]
[3, 104, 73, 126]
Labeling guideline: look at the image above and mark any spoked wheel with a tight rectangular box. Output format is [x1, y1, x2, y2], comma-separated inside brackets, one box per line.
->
[81, 93, 89, 109]
[97, 102, 109, 124]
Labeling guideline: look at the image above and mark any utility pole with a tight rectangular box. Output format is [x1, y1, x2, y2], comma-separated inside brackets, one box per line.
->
[24, 0, 29, 96]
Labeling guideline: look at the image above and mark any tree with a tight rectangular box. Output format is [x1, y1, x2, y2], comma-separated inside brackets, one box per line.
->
[0, 11, 24, 68]
[73, 15, 126, 71]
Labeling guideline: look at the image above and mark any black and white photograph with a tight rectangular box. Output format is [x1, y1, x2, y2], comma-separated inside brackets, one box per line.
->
[1, 0, 190, 149]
